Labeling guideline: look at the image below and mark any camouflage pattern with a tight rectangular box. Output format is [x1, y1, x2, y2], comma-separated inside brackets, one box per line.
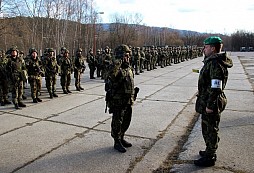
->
[195, 52, 233, 156]
[87, 49, 96, 79]
[42, 48, 59, 98]
[0, 50, 10, 105]
[74, 48, 86, 90]
[95, 49, 103, 77]
[26, 49, 43, 101]
[6, 47, 27, 107]
[101, 46, 112, 80]
[105, 44, 135, 140]
[59, 49, 73, 93]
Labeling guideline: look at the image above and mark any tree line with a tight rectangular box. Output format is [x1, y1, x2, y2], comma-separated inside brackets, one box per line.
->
[0, 0, 253, 56]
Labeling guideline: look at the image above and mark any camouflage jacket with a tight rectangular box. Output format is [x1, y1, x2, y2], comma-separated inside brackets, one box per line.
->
[105, 62, 135, 108]
[196, 52, 233, 114]
[26, 57, 44, 77]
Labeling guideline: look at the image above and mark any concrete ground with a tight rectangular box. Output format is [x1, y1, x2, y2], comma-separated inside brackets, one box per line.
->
[0, 52, 253, 173]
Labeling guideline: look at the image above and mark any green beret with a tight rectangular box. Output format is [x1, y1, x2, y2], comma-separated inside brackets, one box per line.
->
[204, 36, 223, 45]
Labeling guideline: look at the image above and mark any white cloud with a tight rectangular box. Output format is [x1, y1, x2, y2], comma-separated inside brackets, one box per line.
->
[94, 0, 254, 34]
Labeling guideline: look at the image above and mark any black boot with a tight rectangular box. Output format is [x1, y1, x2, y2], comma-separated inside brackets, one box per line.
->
[121, 138, 132, 148]
[63, 89, 68, 94]
[79, 86, 84, 90]
[199, 150, 206, 157]
[18, 102, 26, 107]
[33, 98, 38, 103]
[114, 140, 126, 153]
[49, 93, 53, 99]
[53, 93, 58, 97]
[22, 95, 27, 100]
[1, 101, 5, 106]
[194, 155, 216, 167]
[76, 87, 81, 91]
[67, 88, 72, 93]
[36, 98, 42, 102]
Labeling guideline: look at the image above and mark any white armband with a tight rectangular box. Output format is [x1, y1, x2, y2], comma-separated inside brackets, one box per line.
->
[211, 79, 222, 89]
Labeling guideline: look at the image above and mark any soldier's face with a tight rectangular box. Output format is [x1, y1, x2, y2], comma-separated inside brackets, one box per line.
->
[11, 50, 17, 57]
[32, 52, 37, 59]
[122, 53, 130, 63]
[203, 45, 215, 57]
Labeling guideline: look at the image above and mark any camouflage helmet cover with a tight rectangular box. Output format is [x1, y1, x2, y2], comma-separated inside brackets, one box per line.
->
[29, 47, 38, 54]
[114, 44, 131, 59]
[76, 48, 82, 52]
[48, 48, 54, 53]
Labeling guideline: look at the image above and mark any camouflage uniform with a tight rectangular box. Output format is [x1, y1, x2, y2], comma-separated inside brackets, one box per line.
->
[195, 36, 233, 167]
[105, 44, 138, 153]
[95, 49, 102, 77]
[133, 47, 141, 75]
[87, 49, 96, 79]
[43, 48, 59, 98]
[0, 50, 11, 106]
[101, 46, 112, 80]
[6, 47, 27, 109]
[26, 48, 44, 103]
[74, 48, 86, 91]
[59, 49, 73, 94]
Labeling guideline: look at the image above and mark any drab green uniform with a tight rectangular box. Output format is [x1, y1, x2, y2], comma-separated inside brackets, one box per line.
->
[74, 54, 86, 88]
[0, 54, 9, 103]
[195, 52, 233, 156]
[60, 56, 73, 91]
[43, 55, 59, 96]
[106, 62, 135, 140]
[7, 56, 27, 104]
[26, 56, 43, 99]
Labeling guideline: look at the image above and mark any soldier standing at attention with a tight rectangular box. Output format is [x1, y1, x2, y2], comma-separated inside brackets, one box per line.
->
[26, 48, 44, 103]
[0, 50, 11, 106]
[194, 36, 233, 167]
[95, 49, 102, 77]
[74, 48, 86, 91]
[60, 49, 73, 94]
[87, 49, 96, 79]
[105, 44, 139, 153]
[6, 46, 27, 109]
[43, 48, 59, 98]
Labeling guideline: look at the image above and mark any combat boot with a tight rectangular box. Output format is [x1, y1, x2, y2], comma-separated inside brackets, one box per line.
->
[76, 87, 81, 91]
[1, 101, 5, 106]
[114, 139, 126, 153]
[67, 88, 72, 93]
[18, 102, 26, 107]
[199, 150, 206, 157]
[63, 89, 68, 94]
[79, 86, 84, 90]
[194, 155, 216, 167]
[36, 98, 42, 102]
[33, 98, 38, 103]
[121, 137, 132, 148]
[53, 93, 58, 97]
[49, 93, 53, 99]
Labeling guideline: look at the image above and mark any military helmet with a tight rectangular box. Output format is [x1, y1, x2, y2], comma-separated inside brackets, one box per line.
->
[61, 47, 67, 51]
[29, 48, 37, 54]
[115, 44, 131, 57]
[64, 49, 69, 54]
[9, 45, 19, 52]
[76, 48, 82, 52]
[48, 48, 54, 53]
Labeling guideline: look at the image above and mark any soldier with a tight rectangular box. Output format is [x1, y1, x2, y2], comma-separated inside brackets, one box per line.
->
[95, 49, 102, 77]
[101, 46, 112, 80]
[0, 49, 11, 106]
[139, 47, 145, 73]
[26, 48, 44, 103]
[60, 49, 73, 94]
[133, 47, 141, 75]
[43, 48, 59, 98]
[6, 46, 27, 109]
[194, 36, 233, 167]
[87, 49, 96, 79]
[74, 48, 86, 91]
[105, 44, 139, 153]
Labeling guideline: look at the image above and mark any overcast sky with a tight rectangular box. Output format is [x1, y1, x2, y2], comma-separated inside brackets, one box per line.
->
[94, 0, 254, 34]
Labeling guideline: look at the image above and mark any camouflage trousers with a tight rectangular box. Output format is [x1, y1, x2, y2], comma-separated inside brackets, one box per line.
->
[201, 112, 221, 156]
[28, 77, 42, 99]
[60, 73, 71, 90]
[11, 80, 23, 104]
[74, 71, 82, 88]
[45, 75, 57, 95]
[111, 105, 132, 140]
[0, 80, 9, 102]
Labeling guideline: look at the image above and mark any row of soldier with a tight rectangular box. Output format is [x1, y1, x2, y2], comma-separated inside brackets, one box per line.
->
[0, 46, 86, 109]
[87, 45, 202, 79]
[0, 45, 201, 109]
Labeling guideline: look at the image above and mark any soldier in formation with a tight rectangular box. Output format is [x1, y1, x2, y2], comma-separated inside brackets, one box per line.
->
[74, 48, 86, 91]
